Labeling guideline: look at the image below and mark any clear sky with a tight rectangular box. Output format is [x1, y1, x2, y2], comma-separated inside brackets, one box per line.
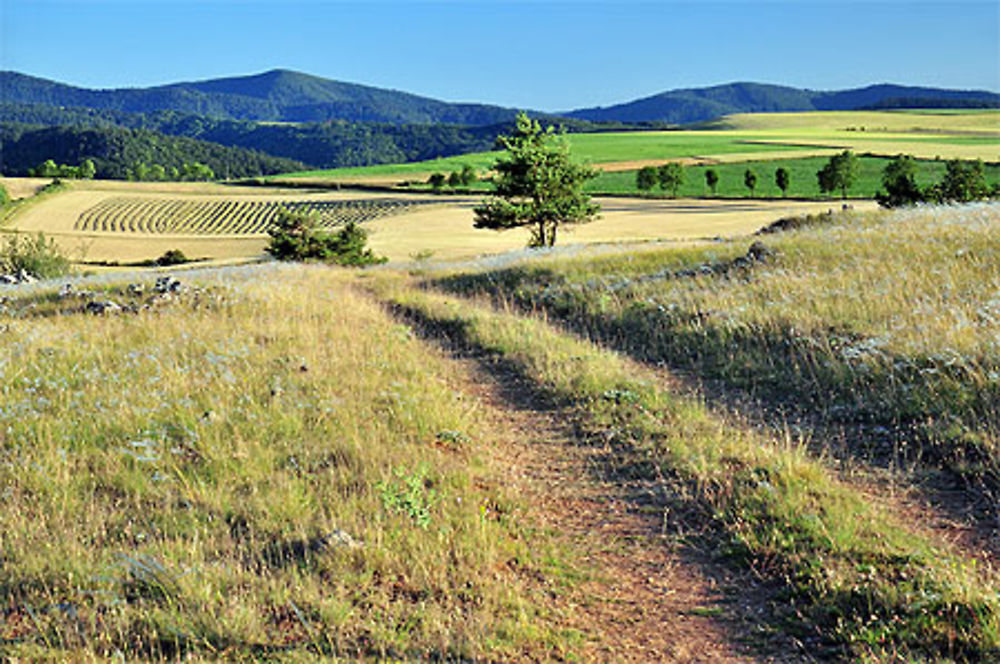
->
[2, 0, 998, 111]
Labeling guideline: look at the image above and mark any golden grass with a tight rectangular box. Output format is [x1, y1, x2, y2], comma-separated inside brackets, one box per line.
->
[366, 197, 878, 262]
[715, 110, 1000, 134]
[380, 279, 1000, 661]
[0, 266, 574, 660]
[0, 177, 53, 200]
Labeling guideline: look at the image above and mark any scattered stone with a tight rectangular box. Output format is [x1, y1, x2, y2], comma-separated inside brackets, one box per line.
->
[321, 529, 363, 550]
[16, 270, 36, 284]
[128, 283, 146, 296]
[58, 284, 75, 299]
[155, 276, 184, 294]
[746, 241, 775, 263]
[86, 300, 122, 315]
[0, 274, 19, 284]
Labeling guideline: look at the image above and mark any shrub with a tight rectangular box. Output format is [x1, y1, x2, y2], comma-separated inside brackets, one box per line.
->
[0, 183, 9, 206]
[266, 209, 386, 266]
[428, 172, 446, 191]
[0, 232, 71, 279]
[154, 249, 191, 266]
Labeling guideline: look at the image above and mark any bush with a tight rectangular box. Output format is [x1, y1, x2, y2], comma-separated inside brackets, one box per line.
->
[0, 183, 9, 207]
[266, 209, 386, 266]
[0, 232, 71, 279]
[154, 249, 191, 266]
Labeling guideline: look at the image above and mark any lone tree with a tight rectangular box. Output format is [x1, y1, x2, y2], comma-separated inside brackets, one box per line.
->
[876, 155, 923, 208]
[705, 169, 719, 195]
[775, 167, 790, 197]
[658, 162, 685, 197]
[474, 113, 599, 248]
[636, 166, 658, 192]
[744, 168, 757, 197]
[817, 150, 859, 198]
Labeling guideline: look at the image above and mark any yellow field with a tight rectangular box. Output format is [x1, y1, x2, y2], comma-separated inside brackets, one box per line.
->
[713, 109, 1000, 133]
[0, 178, 877, 265]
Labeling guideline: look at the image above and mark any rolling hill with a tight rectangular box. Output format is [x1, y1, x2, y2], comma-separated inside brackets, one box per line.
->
[0, 69, 526, 125]
[565, 82, 1000, 125]
[4, 70, 998, 128]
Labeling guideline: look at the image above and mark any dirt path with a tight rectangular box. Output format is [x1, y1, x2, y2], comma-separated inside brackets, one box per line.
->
[385, 302, 808, 663]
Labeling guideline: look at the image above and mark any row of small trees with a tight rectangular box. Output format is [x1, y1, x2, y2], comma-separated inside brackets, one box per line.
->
[428, 165, 478, 191]
[27, 159, 216, 182]
[29, 159, 97, 179]
[125, 161, 215, 182]
[635, 151, 996, 203]
[636, 162, 792, 198]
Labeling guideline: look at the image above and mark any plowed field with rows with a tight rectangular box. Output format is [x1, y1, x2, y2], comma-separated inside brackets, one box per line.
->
[75, 197, 437, 235]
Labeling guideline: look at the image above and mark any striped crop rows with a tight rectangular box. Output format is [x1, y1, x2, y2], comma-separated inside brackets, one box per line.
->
[75, 197, 436, 235]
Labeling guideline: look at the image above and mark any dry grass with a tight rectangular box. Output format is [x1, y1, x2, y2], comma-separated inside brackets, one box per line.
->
[0, 265, 577, 660]
[0, 177, 53, 200]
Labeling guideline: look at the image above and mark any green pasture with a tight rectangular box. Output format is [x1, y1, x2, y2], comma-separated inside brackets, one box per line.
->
[587, 155, 1000, 198]
[276, 110, 1000, 184]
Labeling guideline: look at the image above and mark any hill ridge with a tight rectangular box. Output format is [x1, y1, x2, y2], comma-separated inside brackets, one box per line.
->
[4, 70, 999, 127]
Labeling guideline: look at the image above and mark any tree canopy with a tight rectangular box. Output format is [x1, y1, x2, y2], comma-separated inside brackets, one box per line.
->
[817, 150, 859, 198]
[474, 113, 599, 248]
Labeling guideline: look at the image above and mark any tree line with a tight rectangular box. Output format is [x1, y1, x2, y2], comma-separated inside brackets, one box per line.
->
[634, 152, 997, 204]
[0, 124, 302, 180]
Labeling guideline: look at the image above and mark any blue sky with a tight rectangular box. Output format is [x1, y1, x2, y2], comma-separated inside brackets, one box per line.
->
[2, 1, 997, 110]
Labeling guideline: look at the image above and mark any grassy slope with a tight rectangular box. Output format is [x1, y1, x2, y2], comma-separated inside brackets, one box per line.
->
[433, 202, 1000, 505]
[0, 267, 576, 661]
[379, 280, 1000, 662]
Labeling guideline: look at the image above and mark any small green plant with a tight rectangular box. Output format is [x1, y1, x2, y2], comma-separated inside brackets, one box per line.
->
[0, 232, 71, 279]
[377, 464, 437, 529]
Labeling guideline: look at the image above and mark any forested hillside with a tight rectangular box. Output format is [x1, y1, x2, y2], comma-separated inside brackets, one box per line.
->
[0, 124, 304, 179]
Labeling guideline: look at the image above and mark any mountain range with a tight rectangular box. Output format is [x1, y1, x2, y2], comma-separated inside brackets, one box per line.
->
[4, 69, 999, 126]
[2, 69, 998, 178]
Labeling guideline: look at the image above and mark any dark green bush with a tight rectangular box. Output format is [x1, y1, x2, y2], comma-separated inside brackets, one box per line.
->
[154, 249, 191, 266]
[266, 209, 386, 267]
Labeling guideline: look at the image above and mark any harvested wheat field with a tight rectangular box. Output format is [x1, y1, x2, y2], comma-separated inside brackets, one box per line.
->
[1, 178, 875, 265]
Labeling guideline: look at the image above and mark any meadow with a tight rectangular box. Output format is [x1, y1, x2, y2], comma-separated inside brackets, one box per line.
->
[586, 156, 1000, 198]
[276, 110, 1000, 185]
[3, 202, 999, 661]
[0, 267, 578, 661]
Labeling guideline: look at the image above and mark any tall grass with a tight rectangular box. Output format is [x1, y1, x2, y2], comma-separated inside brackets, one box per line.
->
[0, 266, 574, 660]
[434, 203, 1000, 492]
[379, 281, 1000, 662]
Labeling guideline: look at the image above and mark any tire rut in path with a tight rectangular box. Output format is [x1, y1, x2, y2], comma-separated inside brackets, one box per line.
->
[385, 310, 809, 663]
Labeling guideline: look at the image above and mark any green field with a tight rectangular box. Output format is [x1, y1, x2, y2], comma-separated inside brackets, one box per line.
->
[390, 155, 1000, 199]
[276, 110, 1000, 184]
[587, 155, 1000, 198]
